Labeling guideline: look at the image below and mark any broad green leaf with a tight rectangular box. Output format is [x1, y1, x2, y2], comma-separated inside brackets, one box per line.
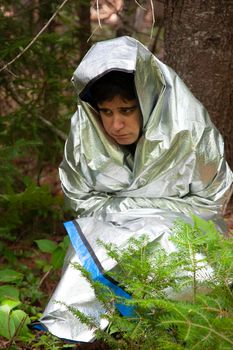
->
[51, 246, 66, 269]
[0, 300, 20, 339]
[0, 299, 21, 312]
[0, 285, 19, 302]
[0, 301, 29, 339]
[35, 239, 57, 253]
[58, 235, 70, 250]
[11, 309, 30, 336]
[0, 308, 15, 339]
[0, 269, 23, 283]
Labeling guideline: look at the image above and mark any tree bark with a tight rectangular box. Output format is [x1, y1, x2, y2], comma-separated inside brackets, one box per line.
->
[164, 0, 233, 169]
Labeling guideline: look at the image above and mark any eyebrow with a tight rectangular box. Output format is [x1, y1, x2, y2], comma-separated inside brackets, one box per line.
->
[120, 105, 138, 109]
[98, 108, 110, 112]
[98, 105, 138, 111]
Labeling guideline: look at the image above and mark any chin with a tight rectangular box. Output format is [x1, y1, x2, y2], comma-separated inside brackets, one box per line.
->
[115, 139, 135, 145]
[112, 135, 137, 145]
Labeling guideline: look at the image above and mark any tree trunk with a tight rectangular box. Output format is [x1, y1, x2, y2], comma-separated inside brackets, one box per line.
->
[76, 0, 91, 59]
[163, 0, 233, 170]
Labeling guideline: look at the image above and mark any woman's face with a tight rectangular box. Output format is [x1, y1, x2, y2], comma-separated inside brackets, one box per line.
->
[97, 95, 142, 145]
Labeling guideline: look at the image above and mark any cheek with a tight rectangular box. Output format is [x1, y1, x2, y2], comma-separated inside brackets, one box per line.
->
[130, 115, 141, 134]
[100, 117, 111, 133]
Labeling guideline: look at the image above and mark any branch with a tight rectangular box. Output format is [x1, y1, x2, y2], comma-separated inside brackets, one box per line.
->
[1, 61, 67, 141]
[160, 320, 233, 346]
[87, 25, 100, 43]
[134, 1, 147, 11]
[96, 0, 102, 28]
[148, 23, 163, 53]
[3, 83, 24, 107]
[0, 0, 70, 73]
[38, 115, 67, 141]
[149, 0, 155, 38]
[38, 268, 52, 288]
[87, 0, 103, 43]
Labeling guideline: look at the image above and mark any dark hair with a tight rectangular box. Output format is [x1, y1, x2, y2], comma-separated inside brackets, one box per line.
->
[86, 71, 136, 107]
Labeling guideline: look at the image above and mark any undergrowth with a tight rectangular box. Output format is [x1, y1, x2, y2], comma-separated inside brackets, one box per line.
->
[0, 235, 70, 349]
[69, 216, 233, 350]
[1, 215, 232, 349]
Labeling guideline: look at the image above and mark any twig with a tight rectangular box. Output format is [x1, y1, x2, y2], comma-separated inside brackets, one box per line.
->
[96, 0, 102, 28]
[38, 268, 52, 288]
[2, 66, 17, 78]
[160, 320, 233, 346]
[149, 0, 155, 38]
[149, 23, 163, 53]
[0, 0, 70, 73]
[87, 25, 100, 43]
[87, 0, 104, 43]
[5, 80, 25, 106]
[134, 0, 147, 11]
[6, 316, 28, 350]
[2, 64, 67, 141]
[38, 115, 67, 141]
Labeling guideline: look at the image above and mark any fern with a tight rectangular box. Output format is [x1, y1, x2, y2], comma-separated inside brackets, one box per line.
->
[65, 216, 233, 349]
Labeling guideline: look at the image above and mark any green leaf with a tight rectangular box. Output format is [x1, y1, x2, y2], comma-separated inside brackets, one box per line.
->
[0, 269, 23, 283]
[0, 299, 21, 312]
[0, 299, 30, 340]
[0, 299, 20, 339]
[51, 246, 66, 269]
[11, 309, 30, 336]
[35, 239, 57, 253]
[58, 235, 70, 250]
[0, 285, 19, 302]
[192, 215, 218, 235]
[0, 308, 15, 339]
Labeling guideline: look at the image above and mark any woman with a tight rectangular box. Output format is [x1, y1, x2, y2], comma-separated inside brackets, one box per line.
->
[38, 36, 232, 343]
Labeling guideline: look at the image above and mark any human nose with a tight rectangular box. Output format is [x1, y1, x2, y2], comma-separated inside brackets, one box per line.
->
[112, 114, 125, 131]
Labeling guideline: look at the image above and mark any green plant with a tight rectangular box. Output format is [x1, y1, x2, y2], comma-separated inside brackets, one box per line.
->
[0, 0, 81, 243]
[35, 235, 70, 270]
[0, 299, 31, 341]
[0, 233, 71, 349]
[0, 139, 64, 240]
[32, 333, 74, 349]
[0, 267, 32, 346]
[68, 216, 233, 349]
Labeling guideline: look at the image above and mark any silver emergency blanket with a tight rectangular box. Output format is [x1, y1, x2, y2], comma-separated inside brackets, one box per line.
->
[40, 36, 232, 342]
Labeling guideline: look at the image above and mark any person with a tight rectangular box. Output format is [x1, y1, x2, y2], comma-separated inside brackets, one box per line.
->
[39, 36, 232, 343]
[89, 71, 142, 149]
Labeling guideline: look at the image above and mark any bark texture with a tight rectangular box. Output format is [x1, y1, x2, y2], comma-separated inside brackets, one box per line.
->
[164, 0, 233, 169]
[76, 0, 91, 59]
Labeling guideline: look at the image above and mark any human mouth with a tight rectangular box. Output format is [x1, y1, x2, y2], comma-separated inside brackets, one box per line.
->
[112, 134, 129, 139]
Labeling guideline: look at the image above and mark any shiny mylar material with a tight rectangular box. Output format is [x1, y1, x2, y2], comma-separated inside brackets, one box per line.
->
[40, 36, 232, 342]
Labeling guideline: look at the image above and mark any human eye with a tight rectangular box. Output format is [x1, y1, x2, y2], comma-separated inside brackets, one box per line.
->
[99, 109, 112, 117]
[121, 106, 137, 116]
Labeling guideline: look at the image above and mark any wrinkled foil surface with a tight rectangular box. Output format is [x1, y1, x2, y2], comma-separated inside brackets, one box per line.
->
[40, 36, 232, 342]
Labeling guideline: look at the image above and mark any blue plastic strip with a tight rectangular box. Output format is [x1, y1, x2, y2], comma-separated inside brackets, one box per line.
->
[29, 323, 82, 344]
[30, 323, 47, 331]
[64, 221, 101, 278]
[64, 220, 134, 317]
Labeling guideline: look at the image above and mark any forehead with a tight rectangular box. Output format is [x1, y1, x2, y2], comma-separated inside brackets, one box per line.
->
[97, 95, 138, 108]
